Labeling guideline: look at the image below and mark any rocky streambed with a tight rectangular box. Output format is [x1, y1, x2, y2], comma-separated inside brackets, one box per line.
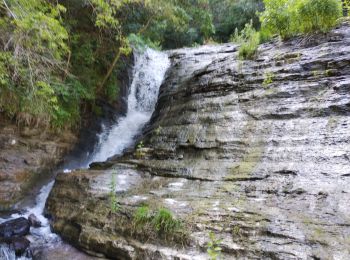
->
[45, 23, 350, 259]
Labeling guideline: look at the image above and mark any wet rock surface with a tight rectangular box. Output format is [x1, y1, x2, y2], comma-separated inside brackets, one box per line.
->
[28, 214, 42, 228]
[46, 23, 350, 259]
[0, 217, 31, 257]
[0, 217, 30, 238]
[0, 120, 77, 211]
[10, 237, 30, 256]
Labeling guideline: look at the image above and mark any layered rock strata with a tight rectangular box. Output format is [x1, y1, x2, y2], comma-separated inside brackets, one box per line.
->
[46, 23, 350, 259]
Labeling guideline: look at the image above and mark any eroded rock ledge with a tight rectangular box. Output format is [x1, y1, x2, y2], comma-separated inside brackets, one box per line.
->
[46, 23, 350, 259]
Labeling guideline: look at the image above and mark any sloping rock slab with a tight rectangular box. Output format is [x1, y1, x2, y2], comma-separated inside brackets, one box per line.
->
[46, 23, 350, 259]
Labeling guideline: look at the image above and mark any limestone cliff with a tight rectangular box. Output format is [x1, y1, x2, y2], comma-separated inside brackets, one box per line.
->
[45, 23, 350, 259]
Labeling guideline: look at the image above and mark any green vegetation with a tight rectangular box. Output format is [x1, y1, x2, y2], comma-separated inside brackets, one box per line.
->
[133, 205, 151, 227]
[0, 0, 348, 128]
[109, 171, 119, 213]
[152, 208, 182, 234]
[260, 0, 342, 39]
[135, 141, 146, 159]
[232, 0, 344, 60]
[263, 72, 275, 87]
[207, 231, 222, 260]
[231, 21, 260, 59]
[133, 205, 183, 236]
[210, 0, 263, 42]
[298, 0, 342, 33]
[155, 126, 163, 135]
[0, 0, 216, 129]
[0, 0, 71, 127]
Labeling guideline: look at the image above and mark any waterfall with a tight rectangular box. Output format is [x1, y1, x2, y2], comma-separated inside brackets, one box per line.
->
[0, 48, 170, 259]
[90, 48, 170, 163]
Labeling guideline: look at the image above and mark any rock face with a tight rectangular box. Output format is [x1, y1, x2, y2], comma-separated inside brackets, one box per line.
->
[0, 121, 77, 211]
[46, 23, 350, 259]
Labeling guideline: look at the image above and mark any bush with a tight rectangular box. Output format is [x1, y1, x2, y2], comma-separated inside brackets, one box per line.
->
[0, 0, 71, 128]
[231, 21, 260, 60]
[260, 0, 342, 39]
[297, 0, 342, 33]
[260, 0, 296, 39]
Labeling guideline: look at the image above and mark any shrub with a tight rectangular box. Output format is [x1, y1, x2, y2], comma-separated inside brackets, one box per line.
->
[345, 0, 350, 16]
[231, 21, 260, 60]
[210, 0, 263, 42]
[260, 0, 296, 39]
[259, 26, 273, 43]
[207, 231, 222, 260]
[260, 0, 342, 39]
[297, 0, 342, 33]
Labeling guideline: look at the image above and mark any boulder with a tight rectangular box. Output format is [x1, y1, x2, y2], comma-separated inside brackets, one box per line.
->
[0, 217, 30, 238]
[28, 214, 41, 228]
[9, 237, 30, 256]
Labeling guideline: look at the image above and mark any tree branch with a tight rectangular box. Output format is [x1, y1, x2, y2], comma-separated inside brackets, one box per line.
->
[2, 0, 17, 19]
[96, 48, 122, 94]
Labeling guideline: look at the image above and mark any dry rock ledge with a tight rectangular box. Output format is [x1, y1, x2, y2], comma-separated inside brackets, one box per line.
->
[46, 23, 350, 259]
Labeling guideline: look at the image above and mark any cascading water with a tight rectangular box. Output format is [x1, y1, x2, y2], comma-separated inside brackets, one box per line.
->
[91, 48, 170, 163]
[0, 48, 170, 259]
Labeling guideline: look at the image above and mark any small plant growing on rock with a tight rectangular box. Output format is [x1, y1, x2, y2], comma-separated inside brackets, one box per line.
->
[231, 20, 260, 60]
[155, 126, 162, 135]
[109, 171, 119, 213]
[132, 206, 187, 243]
[134, 205, 151, 227]
[207, 231, 222, 260]
[135, 141, 146, 159]
[263, 72, 274, 87]
[152, 208, 182, 234]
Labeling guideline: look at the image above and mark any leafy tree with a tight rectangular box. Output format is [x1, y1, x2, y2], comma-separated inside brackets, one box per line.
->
[210, 0, 263, 42]
[0, 0, 69, 126]
[0, 0, 216, 129]
[1, 0, 344, 130]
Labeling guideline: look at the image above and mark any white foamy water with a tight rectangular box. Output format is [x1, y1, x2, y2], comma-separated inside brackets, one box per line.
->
[0, 48, 170, 259]
[0, 244, 30, 260]
[91, 48, 170, 162]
